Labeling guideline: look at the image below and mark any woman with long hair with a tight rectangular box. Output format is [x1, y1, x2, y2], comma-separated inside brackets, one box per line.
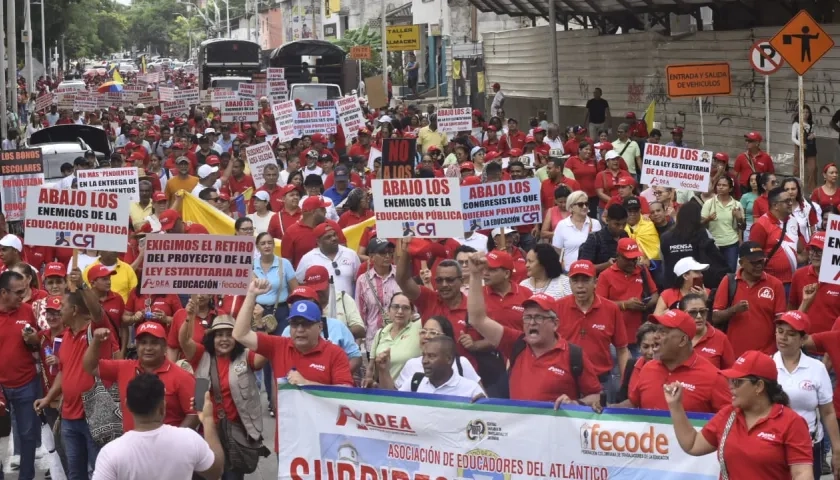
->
[654, 257, 710, 314]
[378, 315, 481, 390]
[752, 172, 779, 219]
[11, 263, 47, 307]
[811, 163, 840, 212]
[520, 243, 571, 299]
[364, 293, 421, 386]
[288, 170, 305, 193]
[741, 172, 761, 239]
[540, 185, 571, 241]
[792, 104, 818, 192]
[338, 188, 373, 229]
[666, 350, 813, 480]
[24, 111, 43, 141]
[783, 177, 821, 245]
[701, 175, 744, 272]
[660, 201, 730, 288]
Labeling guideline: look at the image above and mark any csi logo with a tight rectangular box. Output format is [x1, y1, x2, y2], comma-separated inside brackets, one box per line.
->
[521, 212, 541, 223]
[402, 222, 437, 236]
[55, 232, 95, 248]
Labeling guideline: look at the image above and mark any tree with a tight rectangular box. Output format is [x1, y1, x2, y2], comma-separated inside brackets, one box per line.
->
[331, 26, 383, 78]
[169, 15, 207, 59]
[61, 0, 128, 58]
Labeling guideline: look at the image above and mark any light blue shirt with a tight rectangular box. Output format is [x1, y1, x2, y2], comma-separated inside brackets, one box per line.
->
[282, 317, 361, 359]
[253, 256, 295, 306]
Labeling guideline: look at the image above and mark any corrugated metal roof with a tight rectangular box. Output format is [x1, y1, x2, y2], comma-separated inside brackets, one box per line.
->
[469, 0, 742, 18]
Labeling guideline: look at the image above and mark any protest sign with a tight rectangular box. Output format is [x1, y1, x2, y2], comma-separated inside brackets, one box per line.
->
[158, 86, 175, 102]
[461, 178, 542, 232]
[267, 80, 288, 104]
[272, 100, 297, 142]
[141, 234, 253, 295]
[336, 96, 365, 140]
[266, 67, 285, 80]
[211, 88, 236, 103]
[293, 109, 337, 137]
[137, 91, 159, 107]
[76, 167, 140, 202]
[222, 99, 259, 123]
[437, 107, 472, 133]
[244, 143, 276, 189]
[820, 213, 840, 284]
[278, 386, 719, 480]
[24, 187, 130, 252]
[315, 100, 336, 111]
[56, 93, 75, 110]
[238, 83, 257, 99]
[371, 178, 463, 238]
[174, 88, 200, 105]
[0, 149, 44, 222]
[640, 143, 713, 192]
[35, 94, 53, 113]
[367, 146, 382, 171]
[98, 92, 122, 109]
[381, 138, 416, 179]
[73, 93, 98, 112]
[161, 100, 190, 118]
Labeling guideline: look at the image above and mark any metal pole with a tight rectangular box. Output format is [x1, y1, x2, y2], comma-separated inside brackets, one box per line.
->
[40, 0, 45, 80]
[7, 0, 17, 106]
[226, 0, 230, 37]
[765, 75, 770, 155]
[548, 0, 559, 123]
[798, 75, 805, 179]
[0, 1, 8, 138]
[255, 0, 260, 46]
[310, 0, 316, 40]
[381, 0, 387, 104]
[698, 96, 705, 146]
[25, 0, 33, 93]
[60, 34, 65, 76]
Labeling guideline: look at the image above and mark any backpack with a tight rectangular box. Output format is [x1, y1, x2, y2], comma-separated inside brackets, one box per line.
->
[715, 272, 737, 333]
[507, 336, 584, 397]
[410, 357, 465, 392]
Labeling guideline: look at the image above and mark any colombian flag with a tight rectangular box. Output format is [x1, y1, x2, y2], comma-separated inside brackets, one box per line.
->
[107, 63, 124, 84]
[642, 100, 655, 133]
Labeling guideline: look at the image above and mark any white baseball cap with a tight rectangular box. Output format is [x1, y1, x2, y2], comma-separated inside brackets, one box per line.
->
[197, 164, 219, 179]
[204, 128, 216, 135]
[673, 257, 710, 277]
[253, 191, 271, 202]
[491, 227, 513, 237]
[0, 234, 22, 252]
[605, 151, 620, 160]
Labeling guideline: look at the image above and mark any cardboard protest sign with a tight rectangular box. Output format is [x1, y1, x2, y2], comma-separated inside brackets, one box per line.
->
[98, 92, 122, 109]
[73, 93, 98, 112]
[267, 80, 288, 104]
[293, 109, 337, 137]
[56, 93, 75, 110]
[238, 83, 257, 99]
[141, 234, 254, 295]
[336, 96, 365, 141]
[367, 146, 383, 171]
[24, 187, 130, 252]
[76, 167, 140, 202]
[640, 143, 713, 192]
[137, 91, 159, 107]
[174, 88, 200, 105]
[437, 107, 472, 133]
[381, 138, 416, 179]
[35, 94, 53, 113]
[221, 99, 259, 123]
[244, 143, 276, 189]
[461, 178, 542, 232]
[0, 149, 44, 222]
[272, 100, 297, 143]
[158, 87, 175, 102]
[161, 100, 190, 118]
[820, 214, 840, 285]
[267, 68, 285, 80]
[371, 178, 463, 238]
[315, 100, 336, 111]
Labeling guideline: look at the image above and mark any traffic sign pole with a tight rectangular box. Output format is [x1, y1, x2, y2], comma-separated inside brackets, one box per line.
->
[765, 75, 770, 154]
[799, 75, 805, 180]
[698, 96, 705, 146]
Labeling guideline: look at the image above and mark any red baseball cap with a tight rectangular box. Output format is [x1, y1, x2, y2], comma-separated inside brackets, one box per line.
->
[136, 321, 167, 339]
[649, 309, 697, 338]
[302, 196, 328, 213]
[522, 293, 556, 312]
[810, 231, 825, 249]
[172, 142, 184, 149]
[617, 238, 643, 259]
[671, 127, 684, 135]
[303, 265, 330, 291]
[508, 148, 523, 158]
[568, 260, 596, 278]
[713, 152, 729, 163]
[205, 155, 221, 166]
[624, 112, 637, 119]
[744, 131, 763, 142]
[594, 141, 614, 151]
[533, 127, 545, 134]
[776, 310, 810, 332]
[87, 264, 116, 282]
[617, 176, 635, 187]
[152, 191, 167, 203]
[158, 209, 181, 231]
[427, 145, 441, 153]
[525, 135, 536, 143]
[485, 125, 498, 132]
[486, 250, 514, 270]
[280, 185, 298, 198]
[721, 351, 777, 381]
[472, 109, 482, 116]
[289, 285, 319, 303]
[44, 262, 66, 278]
[45, 295, 62, 311]
[311, 133, 327, 144]
[312, 223, 335, 238]
[459, 162, 475, 171]
[461, 175, 481, 186]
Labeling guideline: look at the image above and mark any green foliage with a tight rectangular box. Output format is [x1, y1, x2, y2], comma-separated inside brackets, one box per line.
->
[169, 15, 207, 59]
[61, 0, 128, 58]
[125, 0, 192, 56]
[331, 25, 383, 78]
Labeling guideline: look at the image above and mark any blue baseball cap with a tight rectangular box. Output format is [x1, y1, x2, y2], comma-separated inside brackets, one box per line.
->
[289, 301, 321, 323]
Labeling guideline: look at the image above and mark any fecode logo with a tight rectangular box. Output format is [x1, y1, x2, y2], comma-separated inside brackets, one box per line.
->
[522, 212, 541, 223]
[335, 405, 416, 435]
[54, 231, 95, 248]
[579, 423, 669, 460]
[416, 223, 437, 236]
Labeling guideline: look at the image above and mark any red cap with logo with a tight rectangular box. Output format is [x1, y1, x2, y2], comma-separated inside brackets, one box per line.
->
[45, 295, 62, 311]
[617, 238, 643, 259]
[486, 250, 514, 271]
[713, 152, 730, 163]
[523, 293, 556, 312]
[87, 265, 116, 282]
[508, 148, 523, 158]
[311, 133, 327, 144]
[649, 309, 697, 338]
[616, 176, 635, 187]
[136, 321, 167, 339]
[205, 155, 221, 166]
[152, 191, 167, 202]
[625, 112, 637, 119]
[304, 265, 330, 291]
[461, 176, 482, 186]
[44, 262, 66, 278]
[158, 209, 181, 231]
[568, 260, 596, 277]
[810, 231, 825, 249]
[302, 196, 328, 213]
[744, 131, 763, 142]
[776, 310, 810, 333]
[720, 351, 777, 381]
[288, 285, 319, 303]
[312, 223, 335, 238]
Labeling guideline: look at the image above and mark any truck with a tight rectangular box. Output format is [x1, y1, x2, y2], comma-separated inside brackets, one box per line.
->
[198, 39, 262, 91]
[268, 40, 359, 103]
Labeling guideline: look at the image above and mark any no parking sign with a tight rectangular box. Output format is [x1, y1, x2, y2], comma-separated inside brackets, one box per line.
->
[749, 40, 784, 75]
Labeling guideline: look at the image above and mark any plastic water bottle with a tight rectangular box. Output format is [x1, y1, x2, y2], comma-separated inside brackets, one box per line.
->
[44, 346, 56, 376]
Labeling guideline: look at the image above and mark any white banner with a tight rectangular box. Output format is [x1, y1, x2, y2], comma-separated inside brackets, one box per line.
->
[161, 100, 190, 117]
[76, 167, 140, 202]
[137, 91, 160, 107]
[222, 99, 259, 123]
[266, 67, 285, 80]
[158, 86, 175, 102]
[461, 178, 542, 232]
[293, 109, 337, 137]
[820, 213, 840, 284]
[640, 143, 713, 192]
[437, 107, 472, 134]
[278, 385, 718, 480]
[336, 96, 366, 141]
[73, 93, 98, 112]
[267, 80, 288, 104]
[371, 178, 463, 238]
[175, 88, 200, 105]
[97, 92, 122, 109]
[315, 100, 336, 111]
[23, 187, 130, 252]
[244, 143, 276, 189]
[141, 234, 254, 295]
[238, 83, 257, 99]
[272, 100, 297, 143]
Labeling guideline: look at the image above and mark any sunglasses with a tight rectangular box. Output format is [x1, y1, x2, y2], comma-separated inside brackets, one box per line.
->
[573, 202, 588, 209]
[332, 261, 341, 277]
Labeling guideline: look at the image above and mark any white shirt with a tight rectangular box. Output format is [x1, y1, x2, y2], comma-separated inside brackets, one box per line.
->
[92, 424, 215, 480]
[545, 137, 564, 152]
[551, 215, 601, 266]
[774, 352, 833, 442]
[299, 194, 339, 222]
[398, 370, 485, 398]
[455, 233, 488, 253]
[791, 200, 821, 243]
[395, 356, 481, 389]
[247, 211, 276, 234]
[519, 275, 572, 300]
[296, 245, 361, 297]
[302, 165, 323, 179]
[191, 184, 208, 197]
[67, 253, 99, 275]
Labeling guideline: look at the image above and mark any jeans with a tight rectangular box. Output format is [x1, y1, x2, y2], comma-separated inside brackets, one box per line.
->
[719, 243, 739, 273]
[1, 377, 41, 480]
[261, 303, 289, 410]
[61, 418, 100, 480]
[222, 469, 246, 480]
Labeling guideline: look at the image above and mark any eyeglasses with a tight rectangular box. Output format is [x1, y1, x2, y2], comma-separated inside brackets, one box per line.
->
[686, 308, 709, 318]
[238, 227, 255, 233]
[389, 304, 412, 312]
[331, 261, 341, 277]
[419, 329, 442, 337]
[435, 276, 460, 285]
[522, 314, 554, 324]
[774, 198, 794, 205]
[573, 202, 588, 209]
[457, 260, 469, 266]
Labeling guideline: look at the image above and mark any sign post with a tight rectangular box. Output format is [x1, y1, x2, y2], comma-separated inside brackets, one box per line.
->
[749, 40, 784, 155]
[770, 10, 834, 181]
[665, 63, 732, 147]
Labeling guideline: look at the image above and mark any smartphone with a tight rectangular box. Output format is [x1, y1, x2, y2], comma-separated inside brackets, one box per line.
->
[692, 277, 705, 289]
[194, 378, 210, 411]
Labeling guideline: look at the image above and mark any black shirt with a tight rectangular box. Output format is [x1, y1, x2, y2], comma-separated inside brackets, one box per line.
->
[586, 98, 610, 124]
[578, 228, 627, 266]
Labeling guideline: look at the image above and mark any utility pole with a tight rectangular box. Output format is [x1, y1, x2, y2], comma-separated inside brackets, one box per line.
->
[7, 0, 17, 107]
[0, 0, 8, 138]
[310, 0, 316, 39]
[25, 0, 34, 92]
[254, 0, 260, 47]
[40, 0, 45, 81]
[60, 34, 65, 76]
[380, 0, 387, 103]
[225, 0, 230, 38]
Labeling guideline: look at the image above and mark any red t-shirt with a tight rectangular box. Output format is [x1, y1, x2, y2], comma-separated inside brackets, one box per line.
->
[595, 170, 635, 207]
[58, 324, 119, 419]
[659, 287, 711, 310]
[415, 287, 475, 365]
[810, 186, 840, 211]
[540, 177, 581, 211]
[0, 305, 38, 387]
[226, 174, 255, 197]
[338, 209, 373, 229]
[629, 353, 730, 413]
[252, 184, 286, 213]
[564, 156, 598, 197]
[99, 291, 126, 334]
[555, 295, 628, 376]
[125, 292, 183, 333]
[749, 213, 795, 283]
[701, 404, 812, 480]
[166, 308, 214, 352]
[498, 328, 601, 402]
[25, 246, 55, 271]
[595, 264, 658, 343]
[811, 330, 840, 414]
[752, 193, 769, 219]
[563, 137, 594, 157]
[188, 345, 257, 423]
[734, 150, 774, 185]
[184, 222, 210, 235]
[499, 131, 527, 157]
[281, 219, 345, 268]
[605, 195, 651, 214]
[693, 325, 735, 369]
[483, 282, 532, 331]
[712, 272, 786, 356]
[267, 210, 302, 240]
[98, 358, 196, 431]
[789, 265, 840, 335]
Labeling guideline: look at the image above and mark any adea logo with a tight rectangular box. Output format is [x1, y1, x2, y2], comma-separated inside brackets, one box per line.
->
[336, 405, 416, 435]
[758, 287, 774, 300]
[579, 423, 669, 458]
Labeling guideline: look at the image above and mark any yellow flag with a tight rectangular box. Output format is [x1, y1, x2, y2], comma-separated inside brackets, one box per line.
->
[643, 100, 655, 132]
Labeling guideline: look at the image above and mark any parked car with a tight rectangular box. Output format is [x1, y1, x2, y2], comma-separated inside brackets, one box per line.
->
[27, 125, 111, 181]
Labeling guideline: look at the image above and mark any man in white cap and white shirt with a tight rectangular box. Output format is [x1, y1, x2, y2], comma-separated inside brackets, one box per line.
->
[191, 164, 220, 197]
[205, 128, 224, 153]
[301, 149, 323, 178]
[0, 234, 24, 274]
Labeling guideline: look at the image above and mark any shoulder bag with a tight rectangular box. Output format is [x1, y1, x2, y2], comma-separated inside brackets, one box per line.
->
[210, 357, 269, 473]
[717, 410, 738, 480]
[81, 323, 123, 447]
[255, 259, 284, 332]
